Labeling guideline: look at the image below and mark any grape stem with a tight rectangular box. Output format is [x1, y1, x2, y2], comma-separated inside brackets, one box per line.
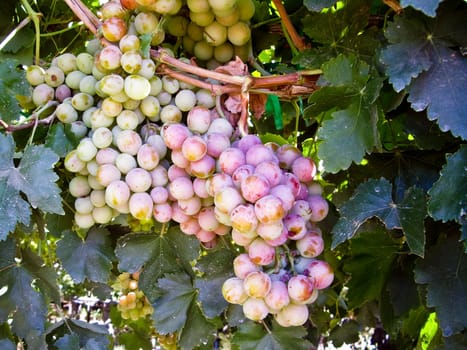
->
[271, 0, 307, 52]
[63, 0, 100, 35]
[0, 100, 58, 132]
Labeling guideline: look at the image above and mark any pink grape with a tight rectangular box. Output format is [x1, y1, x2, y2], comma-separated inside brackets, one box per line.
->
[263, 226, 288, 247]
[264, 280, 290, 313]
[97, 45, 122, 71]
[254, 194, 285, 224]
[182, 135, 207, 162]
[150, 186, 169, 204]
[248, 237, 275, 266]
[214, 186, 244, 214]
[169, 176, 194, 200]
[161, 123, 191, 150]
[256, 221, 284, 241]
[243, 271, 272, 298]
[205, 132, 230, 158]
[171, 149, 191, 168]
[189, 155, 216, 178]
[269, 185, 295, 212]
[233, 253, 260, 279]
[296, 232, 324, 258]
[214, 223, 230, 236]
[116, 129, 142, 155]
[242, 297, 269, 321]
[178, 196, 202, 215]
[245, 144, 277, 167]
[193, 178, 209, 198]
[150, 165, 169, 187]
[276, 144, 301, 169]
[240, 174, 270, 203]
[207, 117, 234, 138]
[129, 192, 153, 221]
[280, 172, 301, 198]
[180, 217, 201, 235]
[283, 214, 308, 240]
[105, 180, 130, 209]
[255, 161, 283, 187]
[291, 156, 316, 183]
[296, 183, 310, 200]
[187, 106, 211, 133]
[218, 147, 245, 175]
[168, 165, 189, 181]
[195, 229, 217, 243]
[153, 203, 172, 223]
[302, 260, 334, 290]
[231, 164, 255, 188]
[230, 203, 258, 233]
[197, 207, 219, 231]
[275, 303, 309, 327]
[231, 228, 255, 246]
[290, 199, 312, 221]
[95, 148, 119, 165]
[237, 134, 262, 153]
[96, 164, 121, 187]
[171, 202, 190, 223]
[125, 168, 152, 193]
[287, 275, 315, 304]
[222, 277, 248, 305]
[137, 143, 160, 170]
[207, 173, 234, 196]
[308, 194, 329, 222]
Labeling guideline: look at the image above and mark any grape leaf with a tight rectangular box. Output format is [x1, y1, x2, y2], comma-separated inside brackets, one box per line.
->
[55, 334, 80, 350]
[343, 229, 400, 309]
[1, 27, 34, 54]
[56, 227, 115, 284]
[328, 319, 360, 346]
[0, 339, 15, 350]
[0, 58, 30, 123]
[414, 236, 467, 336]
[178, 301, 217, 350]
[46, 319, 110, 348]
[400, 0, 442, 17]
[0, 239, 48, 348]
[45, 123, 77, 158]
[428, 145, 467, 224]
[331, 178, 426, 256]
[116, 227, 199, 301]
[232, 320, 312, 350]
[303, 0, 338, 12]
[152, 273, 196, 334]
[194, 247, 236, 318]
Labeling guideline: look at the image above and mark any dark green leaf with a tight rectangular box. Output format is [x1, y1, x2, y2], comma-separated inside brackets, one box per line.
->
[304, 86, 353, 118]
[45, 123, 77, 158]
[152, 273, 196, 334]
[232, 320, 312, 350]
[428, 145, 467, 224]
[328, 319, 360, 347]
[56, 228, 115, 283]
[386, 266, 420, 317]
[46, 319, 110, 349]
[1, 27, 34, 53]
[332, 178, 426, 256]
[303, 0, 338, 12]
[194, 248, 235, 318]
[400, 0, 442, 17]
[179, 301, 216, 350]
[0, 58, 30, 122]
[55, 334, 80, 350]
[343, 229, 400, 309]
[414, 236, 467, 336]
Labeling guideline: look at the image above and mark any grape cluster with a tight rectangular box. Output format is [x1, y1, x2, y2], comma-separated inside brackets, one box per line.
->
[114, 272, 153, 320]
[26, 0, 335, 328]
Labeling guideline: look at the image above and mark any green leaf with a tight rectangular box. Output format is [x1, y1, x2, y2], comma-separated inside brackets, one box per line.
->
[194, 247, 236, 318]
[232, 321, 312, 350]
[1, 27, 34, 53]
[303, 0, 338, 12]
[0, 58, 30, 122]
[45, 123, 77, 158]
[178, 301, 217, 350]
[55, 334, 80, 350]
[331, 178, 426, 255]
[0, 339, 16, 350]
[414, 236, 467, 336]
[46, 319, 110, 349]
[328, 319, 360, 347]
[400, 0, 442, 17]
[116, 228, 199, 301]
[317, 103, 379, 173]
[428, 145, 467, 224]
[56, 227, 115, 283]
[152, 273, 196, 334]
[343, 229, 400, 309]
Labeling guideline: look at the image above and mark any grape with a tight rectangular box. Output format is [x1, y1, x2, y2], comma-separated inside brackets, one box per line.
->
[276, 144, 301, 169]
[207, 173, 234, 196]
[55, 102, 78, 123]
[243, 271, 272, 298]
[255, 161, 283, 187]
[150, 186, 169, 204]
[214, 42, 234, 63]
[195, 228, 217, 242]
[75, 212, 95, 229]
[227, 21, 251, 46]
[240, 174, 270, 203]
[254, 194, 285, 224]
[230, 203, 258, 233]
[69, 175, 92, 197]
[301, 260, 334, 290]
[264, 280, 290, 313]
[65, 150, 86, 173]
[165, 15, 189, 37]
[205, 132, 230, 158]
[149, 0, 182, 15]
[237, 0, 255, 21]
[218, 147, 245, 175]
[181, 135, 207, 161]
[138, 58, 156, 79]
[307, 194, 329, 222]
[196, 89, 216, 108]
[120, 50, 143, 74]
[26, 65, 45, 86]
[150, 165, 169, 187]
[269, 184, 295, 213]
[275, 303, 309, 327]
[88, 174, 105, 190]
[92, 205, 114, 224]
[45, 66, 65, 87]
[291, 156, 316, 183]
[214, 186, 244, 214]
[296, 231, 324, 258]
[90, 189, 106, 208]
[192, 178, 209, 198]
[280, 172, 301, 198]
[76, 52, 94, 74]
[171, 202, 190, 223]
[125, 167, 152, 192]
[101, 1, 127, 19]
[287, 275, 315, 304]
[245, 144, 276, 167]
[146, 134, 167, 159]
[180, 217, 201, 235]
[119, 34, 141, 53]
[137, 143, 160, 170]
[171, 149, 190, 168]
[99, 74, 124, 96]
[193, 40, 214, 61]
[160, 105, 182, 123]
[178, 196, 202, 215]
[134, 11, 159, 34]
[95, 147, 119, 165]
[79, 76, 97, 95]
[231, 227, 255, 246]
[75, 196, 94, 214]
[242, 297, 269, 321]
[203, 21, 227, 46]
[153, 203, 173, 223]
[116, 129, 142, 155]
[256, 221, 284, 241]
[102, 17, 127, 42]
[161, 123, 191, 150]
[92, 127, 113, 149]
[32, 83, 54, 106]
[189, 155, 216, 178]
[96, 163, 122, 187]
[140, 96, 161, 120]
[124, 75, 151, 100]
[162, 76, 180, 95]
[222, 277, 248, 305]
[174, 89, 197, 112]
[167, 165, 190, 181]
[168, 176, 194, 200]
[187, 0, 210, 13]
[129, 192, 153, 220]
[283, 214, 307, 240]
[77, 138, 98, 162]
[214, 206, 233, 227]
[233, 253, 260, 279]
[190, 11, 215, 27]
[248, 237, 275, 266]
[105, 180, 131, 209]
[55, 84, 72, 102]
[117, 109, 140, 130]
[65, 70, 87, 90]
[149, 76, 163, 96]
[101, 97, 123, 117]
[97, 45, 122, 71]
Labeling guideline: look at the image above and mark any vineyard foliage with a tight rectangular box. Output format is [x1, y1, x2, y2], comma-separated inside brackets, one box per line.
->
[0, 0, 466, 349]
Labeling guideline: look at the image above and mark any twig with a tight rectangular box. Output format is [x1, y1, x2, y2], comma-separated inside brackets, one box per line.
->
[63, 0, 100, 35]
[271, 0, 307, 52]
[0, 101, 58, 132]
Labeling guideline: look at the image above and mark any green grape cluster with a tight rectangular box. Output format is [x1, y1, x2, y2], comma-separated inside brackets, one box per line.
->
[114, 272, 153, 320]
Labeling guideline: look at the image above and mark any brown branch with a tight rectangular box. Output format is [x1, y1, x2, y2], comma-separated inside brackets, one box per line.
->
[271, 0, 307, 52]
[64, 0, 100, 35]
[0, 101, 58, 132]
